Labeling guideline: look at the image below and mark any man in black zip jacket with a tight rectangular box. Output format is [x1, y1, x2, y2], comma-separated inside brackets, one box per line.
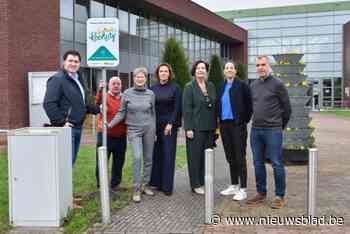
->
[217, 61, 252, 201]
[247, 55, 291, 209]
[43, 50, 99, 165]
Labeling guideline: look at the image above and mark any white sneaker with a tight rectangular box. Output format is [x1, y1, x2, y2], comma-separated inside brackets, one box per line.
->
[220, 185, 240, 196]
[233, 188, 247, 201]
[193, 187, 205, 195]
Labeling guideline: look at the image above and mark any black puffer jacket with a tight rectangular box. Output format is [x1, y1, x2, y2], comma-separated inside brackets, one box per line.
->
[43, 70, 99, 127]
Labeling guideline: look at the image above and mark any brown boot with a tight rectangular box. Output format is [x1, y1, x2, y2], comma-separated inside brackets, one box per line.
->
[271, 196, 286, 209]
[246, 192, 266, 205]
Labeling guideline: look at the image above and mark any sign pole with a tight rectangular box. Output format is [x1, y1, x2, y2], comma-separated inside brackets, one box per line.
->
[87, 17, 119, 225]
[102, 68, 107, 148]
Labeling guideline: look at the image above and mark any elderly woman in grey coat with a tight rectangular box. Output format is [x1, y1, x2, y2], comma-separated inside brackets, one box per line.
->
[109, 67, 156, 202]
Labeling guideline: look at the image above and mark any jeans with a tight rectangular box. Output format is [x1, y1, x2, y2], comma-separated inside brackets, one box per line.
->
[71, 127, 82, 165]
[250, 127, 286, 197]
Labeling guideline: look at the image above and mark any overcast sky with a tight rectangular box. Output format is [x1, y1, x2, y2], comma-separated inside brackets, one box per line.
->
[192, 0, 349, 12]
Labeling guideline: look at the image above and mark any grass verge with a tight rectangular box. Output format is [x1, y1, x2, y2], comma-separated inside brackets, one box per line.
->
[319, 110, 350, 118]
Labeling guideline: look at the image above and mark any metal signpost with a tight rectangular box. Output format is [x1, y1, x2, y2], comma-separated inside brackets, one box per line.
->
[87, 17, 119, 224]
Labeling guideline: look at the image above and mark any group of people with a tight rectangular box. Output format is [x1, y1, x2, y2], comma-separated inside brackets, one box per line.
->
[43, 50, 291, 209]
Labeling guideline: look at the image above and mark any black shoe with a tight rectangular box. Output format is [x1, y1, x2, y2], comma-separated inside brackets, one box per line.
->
[163, 191, 172, 196]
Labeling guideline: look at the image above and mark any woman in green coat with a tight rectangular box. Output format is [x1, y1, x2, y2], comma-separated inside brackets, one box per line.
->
[183, 60, 217, 194]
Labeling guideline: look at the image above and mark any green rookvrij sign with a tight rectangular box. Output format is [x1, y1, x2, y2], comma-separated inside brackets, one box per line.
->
[87, 18, 119, 67]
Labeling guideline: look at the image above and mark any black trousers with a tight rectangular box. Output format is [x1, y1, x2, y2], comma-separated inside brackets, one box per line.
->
[220, 121, 248, 188]
[96, 132, 127, 188]
[149, 124, 178, 194]
[186, 130, 214, 189]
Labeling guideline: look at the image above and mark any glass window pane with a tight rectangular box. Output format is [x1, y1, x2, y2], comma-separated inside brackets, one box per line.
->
[281, 18, 306, 27]
[334, 34, 342, 43]
[129, 13, 138, 36]
[307, 16, 331, 26]
[248, 30, 258, 38]
[75, 22, 86, 43]
[105, 0, 117, 17]
[248, 39, 257, 47]
[119, 9, 129, 33]
[90, 0, 104, 18]
[182, 31, 188, 49]
[159, 23, 167, 43]
[60, 18, 73, 41]
[257, 38, 281, 47]
[60, 41, 74, 64]
[257, 28, 281, 38]
[76, 43, 87, 66]
[257, 20, 280, 29]
[306, 53, 335, 63]
[282, 36, 306, 45]
[306, 25, 333, 35]
[257, 46, 281, 55]
[307, 62, 334, 72]
[334, 25, 343, 34]
[248, 47, 257, 55]
[307, 44, 334, 53]
[334, 14, 350, 24]
[334, 62, 342, 71]
[75, 0, 89, 22]
[307, 35, 334, 44]
[282, 27, 306, 37]
[120, 32, 129, 51]
[60, 0, 73, 19]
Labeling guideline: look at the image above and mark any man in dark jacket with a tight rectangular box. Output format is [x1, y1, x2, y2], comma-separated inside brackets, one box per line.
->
[247, 55, 291, 209]
[43, 50, 99, 165]
[217, 61, 252, 201]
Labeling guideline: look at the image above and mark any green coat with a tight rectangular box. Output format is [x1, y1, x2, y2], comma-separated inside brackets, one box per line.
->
[183, 79, 217, 131]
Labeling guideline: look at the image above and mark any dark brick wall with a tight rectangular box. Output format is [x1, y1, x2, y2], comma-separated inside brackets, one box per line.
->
[0, 0, 60, 129]
[343, 22, 350, 107]
[0, 0, 9, 129]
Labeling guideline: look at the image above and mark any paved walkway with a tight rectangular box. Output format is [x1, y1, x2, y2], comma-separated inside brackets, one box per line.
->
[90, 112, 350, 233]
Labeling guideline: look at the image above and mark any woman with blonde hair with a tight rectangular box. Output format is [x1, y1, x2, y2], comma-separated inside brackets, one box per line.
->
[109, 67, 156, 202]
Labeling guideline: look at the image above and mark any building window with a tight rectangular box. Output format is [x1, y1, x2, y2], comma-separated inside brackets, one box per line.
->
[75, 0, 89, 23]
[60, 0, 73, 19]
[90, 0, 104, 18]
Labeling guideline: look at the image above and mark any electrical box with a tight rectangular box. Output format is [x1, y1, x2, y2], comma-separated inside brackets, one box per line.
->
[8, 127, 72, 227]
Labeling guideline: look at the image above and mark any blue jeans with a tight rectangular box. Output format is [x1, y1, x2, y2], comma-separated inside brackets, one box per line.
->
[71, 127, 82, 165]
[250, 127, 286, 197]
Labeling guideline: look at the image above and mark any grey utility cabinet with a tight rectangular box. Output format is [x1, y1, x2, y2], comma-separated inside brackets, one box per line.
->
[8, 127, 73, 227]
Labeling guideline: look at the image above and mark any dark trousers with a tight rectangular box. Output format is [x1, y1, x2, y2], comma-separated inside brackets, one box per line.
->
[220, 121, 248, 188]
[250, 127, 286, 197]
[186, 130, 214, 189]
[95, 132, 127, 188]
[149, 124, 178, 194]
